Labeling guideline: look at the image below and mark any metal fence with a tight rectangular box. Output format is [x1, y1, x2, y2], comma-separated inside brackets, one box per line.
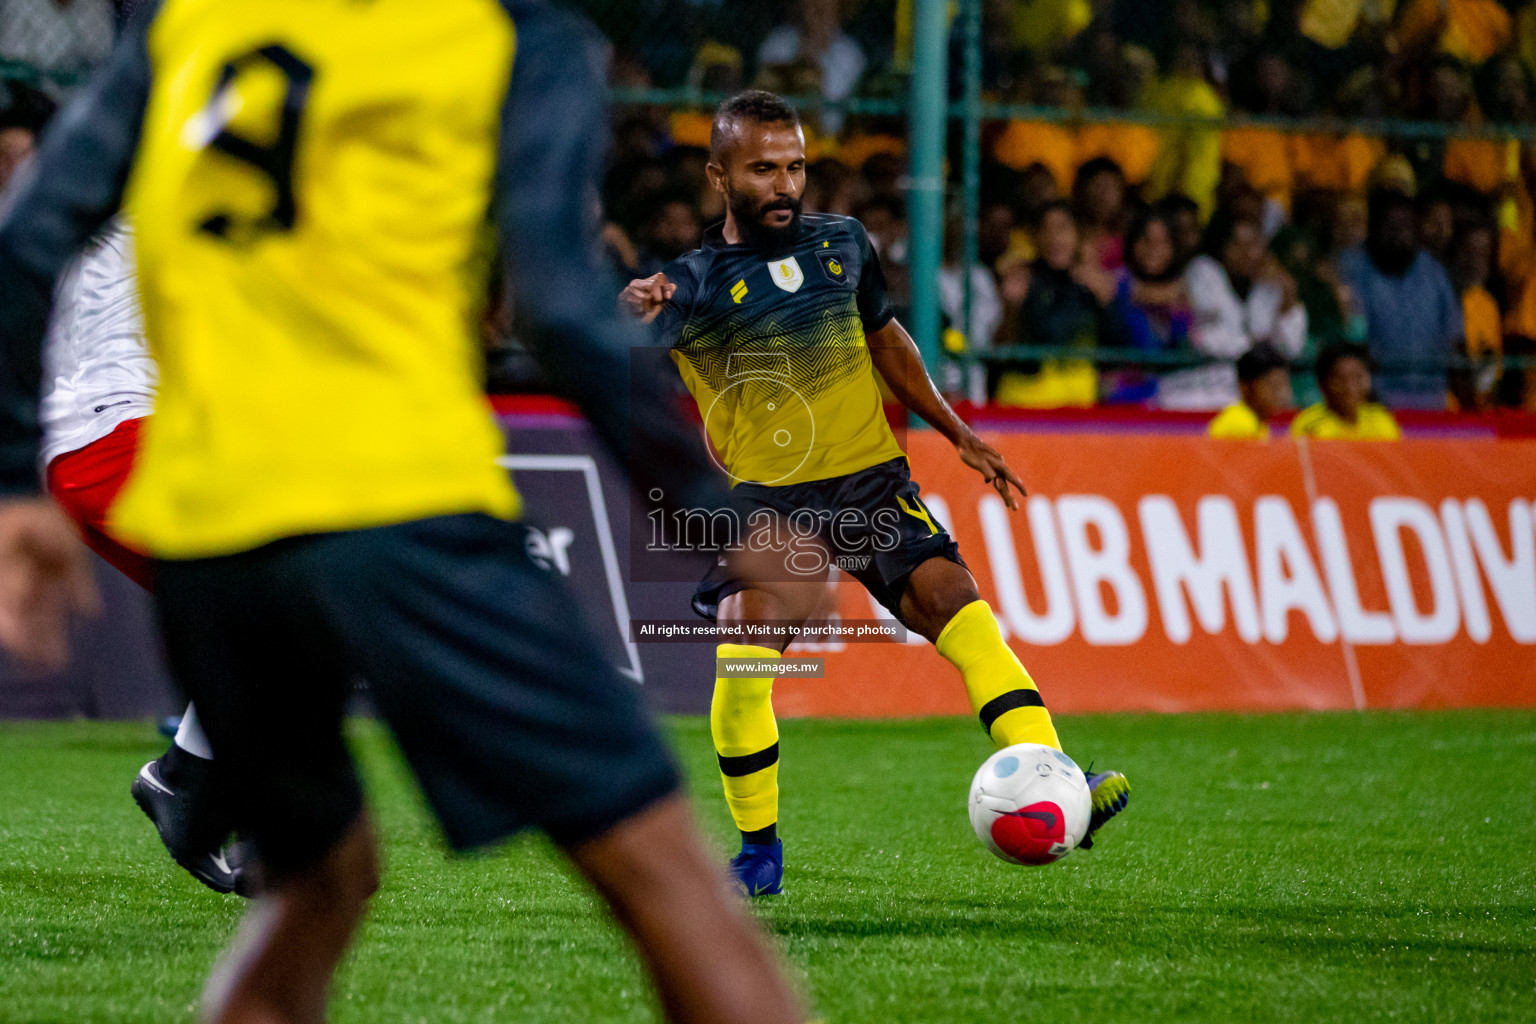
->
[7, 0, 1536, 405]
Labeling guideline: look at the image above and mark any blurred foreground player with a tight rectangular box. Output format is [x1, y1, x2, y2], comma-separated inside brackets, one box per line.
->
[0, 5, 808, 1024]
[42, 220, 245, 894]
[622, 92, 1129, 896]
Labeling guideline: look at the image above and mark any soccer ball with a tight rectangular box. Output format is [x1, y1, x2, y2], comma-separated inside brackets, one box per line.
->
[969, 743, 1091, 865]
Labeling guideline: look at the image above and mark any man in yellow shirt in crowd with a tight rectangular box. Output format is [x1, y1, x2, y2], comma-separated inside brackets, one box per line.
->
[1208, 344, 1294, 440]
[1291, 342, 1404, 440]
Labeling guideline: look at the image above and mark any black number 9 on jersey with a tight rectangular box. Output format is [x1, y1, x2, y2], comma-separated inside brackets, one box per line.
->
[196, 44, 314, 245]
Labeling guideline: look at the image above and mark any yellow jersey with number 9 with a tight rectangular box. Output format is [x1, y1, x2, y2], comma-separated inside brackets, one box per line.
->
[110, 0, 520, 557]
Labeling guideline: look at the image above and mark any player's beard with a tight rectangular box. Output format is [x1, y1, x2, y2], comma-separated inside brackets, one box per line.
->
[727, 187, 802, 253]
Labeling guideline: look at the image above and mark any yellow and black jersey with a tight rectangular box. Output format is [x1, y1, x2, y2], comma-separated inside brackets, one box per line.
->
[655, 213, 907, 488]
[0, 0, 727, 556]
[1289, 402, 1402, 441]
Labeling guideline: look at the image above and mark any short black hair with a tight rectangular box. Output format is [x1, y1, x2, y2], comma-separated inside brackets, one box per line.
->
[710, 90, 800, 157]
[1237, 342, 1290, 382]
[1073, 156, 1124, 192]
[1316, 341, 1372, 383]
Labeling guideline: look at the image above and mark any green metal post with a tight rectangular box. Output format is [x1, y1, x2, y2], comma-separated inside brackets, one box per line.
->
[960, 0, 982, 402]
[906, 0, 948, 376]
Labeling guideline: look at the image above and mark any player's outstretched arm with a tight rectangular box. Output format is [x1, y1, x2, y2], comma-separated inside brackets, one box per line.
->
[866, 318, 1027, 509]
[619, 273, 675, 323]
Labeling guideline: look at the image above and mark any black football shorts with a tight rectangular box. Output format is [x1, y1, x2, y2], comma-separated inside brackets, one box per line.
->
[153, 513, 679, 880]
[692, 457, 964, 624]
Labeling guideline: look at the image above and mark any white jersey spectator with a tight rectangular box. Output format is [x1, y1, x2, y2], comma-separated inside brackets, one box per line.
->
[40, 222, 156, 466]
[756, 0, 866, 134]
[1160, 217, 1307, 410]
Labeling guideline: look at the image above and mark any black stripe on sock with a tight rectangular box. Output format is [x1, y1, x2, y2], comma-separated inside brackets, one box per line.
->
[717, 742, 780, 777]
[741, 824, 777, 845]
[978, 689, 1046, 733]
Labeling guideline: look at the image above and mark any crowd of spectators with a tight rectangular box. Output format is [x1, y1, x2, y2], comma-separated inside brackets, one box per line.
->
[595, 0, 1536, 414]
[7, 0, 1536, 414]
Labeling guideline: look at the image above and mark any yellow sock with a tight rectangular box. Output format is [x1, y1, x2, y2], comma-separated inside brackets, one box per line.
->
[935, 600, 1061, 750]
[711, 644, 781, 834]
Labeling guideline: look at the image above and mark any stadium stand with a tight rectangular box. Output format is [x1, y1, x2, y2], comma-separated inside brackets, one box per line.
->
[7, 0, 1536, 417]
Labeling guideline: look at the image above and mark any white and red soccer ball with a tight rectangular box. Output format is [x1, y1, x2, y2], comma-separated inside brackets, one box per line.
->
[969, 743, 1091, 865]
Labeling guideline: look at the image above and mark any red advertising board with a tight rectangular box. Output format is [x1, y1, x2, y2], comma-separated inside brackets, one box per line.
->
[774, 434, 1536, 717]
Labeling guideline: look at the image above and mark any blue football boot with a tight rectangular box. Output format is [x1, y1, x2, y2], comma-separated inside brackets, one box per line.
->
[728, 839, 784, 897]
[1078, 768, 1130, 850]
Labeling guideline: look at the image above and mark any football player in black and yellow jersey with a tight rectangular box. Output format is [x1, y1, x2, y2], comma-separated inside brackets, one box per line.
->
[623, 92, 1130, 896]
[0, 6, 808, 1023]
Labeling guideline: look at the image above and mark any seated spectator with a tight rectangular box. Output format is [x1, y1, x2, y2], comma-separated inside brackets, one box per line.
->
[1448, 219, 1503, 409]
[978, 202, 1016, 273]
[1291, 342, 1403, 440]
[1327, 191, 1370, 258]
[1208, 343, 1293, 439]
[861, 152, 905, 206]
[939, 215, 1003, 351]
[999, 162, 1063, 265]
[1163, 209, 1307, 409]
[1336, 188, 1465, 409]
[757, 0, 866, 135]
[634, 194, 703, 277]
[1113, 207, 1193, 347]
[992, 201, 1105, 407]
[856, 198, 907, 260]
[1271, 224, 1349, 348]
[1073, 156, 1129, 270]
[1103, 207, 1193, 402]
[802, 157, 859, 215]
[1157, 193, 1203, 267]
[1145, 42, 1224, 220]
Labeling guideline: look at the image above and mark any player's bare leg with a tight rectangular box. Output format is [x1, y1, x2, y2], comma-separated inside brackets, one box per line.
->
[200, 814, 380, 1024]
[566, 794, 805, 1024]
[901, 556, 1129, 844]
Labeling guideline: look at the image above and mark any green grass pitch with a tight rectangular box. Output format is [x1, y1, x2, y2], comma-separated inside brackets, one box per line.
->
[1, 711, 1533, 1023]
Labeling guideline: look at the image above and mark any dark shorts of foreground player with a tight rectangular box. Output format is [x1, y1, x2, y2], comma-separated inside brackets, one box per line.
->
[154, 513, 680, 879]
[692, 457, 964, 624]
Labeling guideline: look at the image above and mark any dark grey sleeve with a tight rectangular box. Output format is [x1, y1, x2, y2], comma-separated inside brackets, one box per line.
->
[0, 4, 158, 493]
[493, 0, 729, 514]
[851, 218, 894, 334]
[650, 259, 695, 350]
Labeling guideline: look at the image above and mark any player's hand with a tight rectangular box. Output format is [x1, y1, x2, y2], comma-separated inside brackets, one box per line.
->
[956, 432, 1027, 510]
[0, 497, 98, 671]
[619, 273, 676, 324]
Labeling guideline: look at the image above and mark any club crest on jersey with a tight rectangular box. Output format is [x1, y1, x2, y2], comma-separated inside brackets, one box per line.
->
[817, 249, 846, 282]
[767, 256, 805, 293]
